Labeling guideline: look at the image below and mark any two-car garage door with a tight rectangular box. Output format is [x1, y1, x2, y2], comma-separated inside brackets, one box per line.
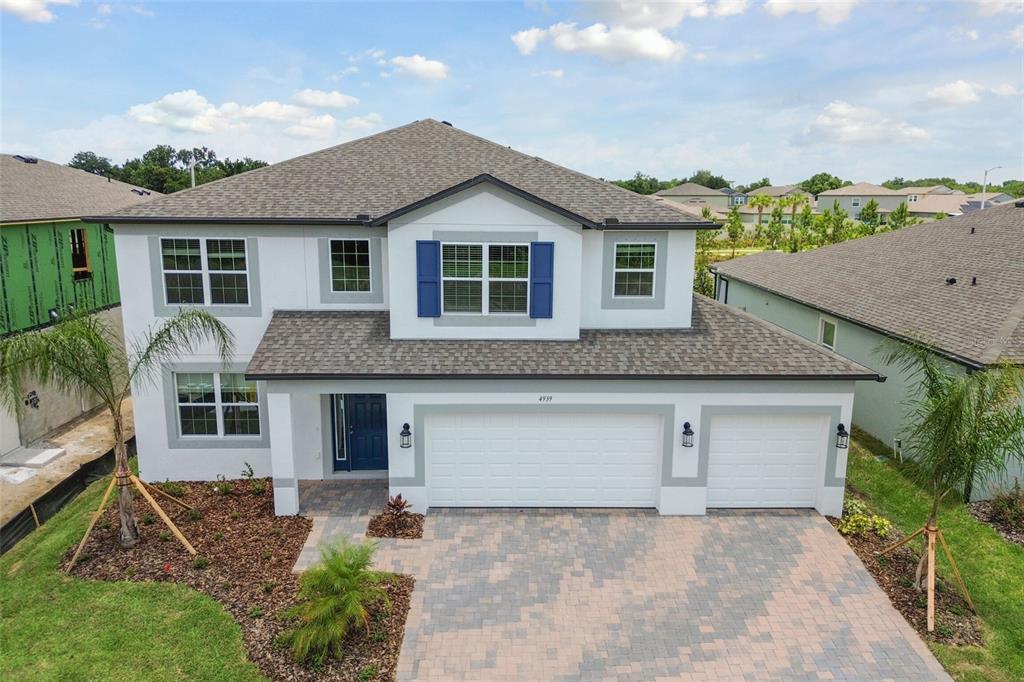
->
[426, 412, 661, 507]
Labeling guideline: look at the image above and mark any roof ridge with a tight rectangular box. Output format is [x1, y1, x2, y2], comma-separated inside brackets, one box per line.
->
[980, 288, 1024, 365]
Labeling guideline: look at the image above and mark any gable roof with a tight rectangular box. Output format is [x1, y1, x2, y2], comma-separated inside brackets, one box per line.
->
[747, 185, 809, 198]
[1, 154, 158, 224]
[817, 182, 903, 197]
[655, 182, 728, 197]
[712, 202, 1024, 367]
[246, 295, 877, 381]
[894, 185, 958, 195]
[93, 120, 711, 228]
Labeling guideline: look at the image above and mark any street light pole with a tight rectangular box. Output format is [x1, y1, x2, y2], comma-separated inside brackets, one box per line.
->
[981, 165, 1002, 210]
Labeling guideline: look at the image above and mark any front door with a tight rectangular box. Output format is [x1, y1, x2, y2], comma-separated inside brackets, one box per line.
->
[338, 394, 388, 471]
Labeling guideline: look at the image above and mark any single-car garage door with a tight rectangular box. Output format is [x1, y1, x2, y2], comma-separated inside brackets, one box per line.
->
[707, 413, 827, 508]
[426, 411, 661, 507]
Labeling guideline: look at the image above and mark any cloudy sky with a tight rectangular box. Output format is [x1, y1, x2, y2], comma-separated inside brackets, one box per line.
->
[2, 0, 1022, 186]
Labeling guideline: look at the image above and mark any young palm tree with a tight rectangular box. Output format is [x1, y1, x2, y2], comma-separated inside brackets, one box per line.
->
[748, 194, 774, 241]
[881, 341, 1024, 592]
[0, 309, 233, 547]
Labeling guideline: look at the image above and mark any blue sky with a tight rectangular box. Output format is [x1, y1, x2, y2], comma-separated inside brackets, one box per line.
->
[2, 0, 1022, 186]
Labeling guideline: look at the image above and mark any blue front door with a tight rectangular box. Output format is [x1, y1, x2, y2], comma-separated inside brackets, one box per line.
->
[342, 394, 389, 471]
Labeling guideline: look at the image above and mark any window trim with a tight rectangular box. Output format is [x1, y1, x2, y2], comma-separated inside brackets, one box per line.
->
[70, 227, 92, 281]
[163, 362, 269, 450]
[440, 241, 530, 316]
[328, 238, 373, 294]
[850, 197, 862, 208]
[160, 238, 250, 307]
[175, 371, 261, 440]
[149, 236, 261, 318]
[907, 194, 918, 203]
[611, 241, 657, 300]
[818, 315, 838, 351]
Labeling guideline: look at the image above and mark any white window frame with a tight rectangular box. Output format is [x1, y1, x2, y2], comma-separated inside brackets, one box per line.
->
[612, 241, 657, 299]
[441, 242, 530, 316]
[175, 371, 261, 440]
[818, 316, 838, 351]
[160, 238, 250, 307]
[851, 197, 862, 208]
[328, 238, 372, 293]
[907, 194, 918, 203]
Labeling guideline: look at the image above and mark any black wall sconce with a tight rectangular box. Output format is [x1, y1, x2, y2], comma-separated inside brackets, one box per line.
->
[399, 423, 412, 449]
[681, 421, 694, 448]
[836, 423, 850, 449]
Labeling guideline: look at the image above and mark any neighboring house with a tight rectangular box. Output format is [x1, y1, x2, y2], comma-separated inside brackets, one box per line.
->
[816, 182, 905, 219]
[0, 154, 157, 455]
[965, 191, 1014, 207]
[712, 201, 1024, 499]
[94, 119, 877, 518]
[655, 182, 732, 210]
[720, 187, 747, 206]
[747, 185, 812, 201]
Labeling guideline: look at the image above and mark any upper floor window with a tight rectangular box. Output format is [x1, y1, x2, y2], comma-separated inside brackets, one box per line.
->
[175, 371, 260, 437]
[441, 243, 529, 314]
[907, 194, 918, 203]
[818, 316, 837, 350]
[851, 197, 862, 208]
[70, 228, 91, 281]
[613, 242, 656, 298]
[330, 239, 371, 292]
[161, 238, 249, 306]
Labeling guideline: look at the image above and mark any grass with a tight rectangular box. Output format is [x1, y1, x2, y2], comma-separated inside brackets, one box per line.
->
[847, 431, 1024, 682]
[0, 472, 265, 682]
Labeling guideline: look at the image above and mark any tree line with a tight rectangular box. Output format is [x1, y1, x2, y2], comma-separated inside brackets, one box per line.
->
[68, 146, 269, 195]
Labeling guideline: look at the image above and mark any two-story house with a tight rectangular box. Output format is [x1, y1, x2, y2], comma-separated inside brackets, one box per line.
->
[816, 182, 905, 220]
[654, 182, 732, 210]
[94, 120, 877, 518]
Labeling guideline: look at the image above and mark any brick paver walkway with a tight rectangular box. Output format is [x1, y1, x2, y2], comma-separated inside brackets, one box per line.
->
[296, 484, 949, 681]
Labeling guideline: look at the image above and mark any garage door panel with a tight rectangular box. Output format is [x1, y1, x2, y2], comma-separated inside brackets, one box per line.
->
[427, 412, 660, 507]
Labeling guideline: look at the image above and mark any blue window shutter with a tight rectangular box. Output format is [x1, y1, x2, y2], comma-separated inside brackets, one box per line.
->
[416, 240, 441, 317]
[529, 241, 554, 319]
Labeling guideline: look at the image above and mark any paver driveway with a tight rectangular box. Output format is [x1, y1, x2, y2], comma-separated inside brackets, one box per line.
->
[298, 487, 949, 681]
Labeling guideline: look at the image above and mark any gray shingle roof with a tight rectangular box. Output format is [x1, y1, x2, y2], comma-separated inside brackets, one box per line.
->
[655, 182, 728, 197]
[0, 154, 158, 224]
[246, 295, 877, 380]
[712, 202, 1024, 367]
[817, 182, 903, 197]
[96, 120, 707, 227]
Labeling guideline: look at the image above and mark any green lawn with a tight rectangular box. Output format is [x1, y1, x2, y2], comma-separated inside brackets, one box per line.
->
[0, 475, 264, 682]
[847, 433, 1024, 682]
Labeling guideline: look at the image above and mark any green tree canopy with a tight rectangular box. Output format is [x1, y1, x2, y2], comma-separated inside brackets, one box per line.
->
[799, 172, 848, 196]
[737, 177, 771, 194]
[686, 169, 732, 190]
[858, 199, 880, 234]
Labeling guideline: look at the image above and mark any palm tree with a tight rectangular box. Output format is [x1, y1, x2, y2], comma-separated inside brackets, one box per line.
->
[748, 194, 774, 241]
[878, 340, 1024, 629]
[780, 194, 809, 252]
[0, 308, 233, 547]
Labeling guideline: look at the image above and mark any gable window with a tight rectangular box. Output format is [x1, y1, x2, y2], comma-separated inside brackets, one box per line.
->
[330, 239, 371, 292]
[851, 197, 862, 208]
[176, 372, 260, 437]
[70, 228, 91, 281]
[613, 243, 656, 297]
[907, 194, 918, 203]
[441, 243, 529, 315]
[161, 238, 249, 306]
[818, 317, 837, 350]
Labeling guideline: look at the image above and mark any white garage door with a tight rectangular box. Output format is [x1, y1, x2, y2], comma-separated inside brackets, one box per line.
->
[426, 411, 661, 507]
[707, 413, 826, 508]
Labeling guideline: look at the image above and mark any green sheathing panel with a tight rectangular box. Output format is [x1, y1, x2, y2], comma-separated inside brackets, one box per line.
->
[1, 221, 120, 336]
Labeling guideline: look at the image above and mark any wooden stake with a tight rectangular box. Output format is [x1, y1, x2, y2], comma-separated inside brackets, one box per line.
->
[66, 475, 117, 573]
[937, 529, 976, 613]
[878, 526, 925, 557]
[130, 475, 196, 556]
[140, 479, 195, 511]
[29, 503, 40, 528]
[926, 524, 937, 632]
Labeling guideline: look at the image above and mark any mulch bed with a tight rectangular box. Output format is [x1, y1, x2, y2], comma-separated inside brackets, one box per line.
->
[366, 511, 424, 540]
[829, 491, 982, 647]
[967, 500, 1024, 547]
[65, 479, 413, 681]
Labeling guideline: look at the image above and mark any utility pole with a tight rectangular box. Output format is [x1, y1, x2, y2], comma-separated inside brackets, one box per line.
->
[981, 165, 1002, 210]
[189, 159, 196, 188]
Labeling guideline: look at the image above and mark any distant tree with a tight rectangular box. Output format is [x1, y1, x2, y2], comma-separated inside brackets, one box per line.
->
[933, 212, 948, 221]
[686, 169, 732, 190]
[999, 180, 1024, 198]
[793, 203, 815, 252]
[68, 151, 118, 178]
[700, 205, 714, 221]
[780, 194, 808, 251]
[725, 205, 744, 257]
[800, 172, 847, 196]
[827, 200, 851, 243]
[611, 172, 669, 195]
[693, 224, 717, 297]
[858, 199, 881, 234]
[888, 202, 911, 230]
[748, 194, 774, 241]
[766, 204, 785, 250]
[738, 177, 770, 194]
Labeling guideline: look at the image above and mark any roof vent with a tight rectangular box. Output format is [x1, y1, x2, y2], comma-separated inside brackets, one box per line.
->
[970, 227, 975, 234]
[605, 217, 620, 225]
[1016, 199, 1024, 208]
[971, 276, 978, 286]
[945, 277, 957, 286]
[441, 120, 453, 127]
[13, 154, 38, 164]
[356, 213, 370, 222]
[130, 188, 151, 196]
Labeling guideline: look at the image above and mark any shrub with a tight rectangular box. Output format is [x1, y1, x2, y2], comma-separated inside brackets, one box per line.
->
[280, 541, 391, 665]
[262, 581, 276, 594]
[842, 496, 869, 517]
[158, 530, 171, 542]
[250, 478, 269, 496]
[187, 509, 203, 522]
[158, 479, 187, 498]
[192, 555, 209, 570]
[249, 605, 264, 619]
[229, 511, 240, 521]
[212, 532, 224, 542]
[241, 462, 255, 481]
[989, 479, 1024, 529]
[837, 513, 874, 537]
[212, 474, 233, 496]
[357, 665, 379, 681]
[141, 513, 156, 525]
[871, 515, 893, 538]
[384, 494, 413, 535]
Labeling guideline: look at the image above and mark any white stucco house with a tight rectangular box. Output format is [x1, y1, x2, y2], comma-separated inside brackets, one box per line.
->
[93, 119, 879, 518]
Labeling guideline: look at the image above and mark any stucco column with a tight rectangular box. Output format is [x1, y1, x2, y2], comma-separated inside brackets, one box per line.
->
[267, 392, 299, 515]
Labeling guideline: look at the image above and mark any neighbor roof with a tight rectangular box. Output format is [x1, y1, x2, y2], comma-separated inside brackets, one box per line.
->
[817, 182, 903, 197]
[713, 202, 1024, 367]
[655, 182, 728, 197]
[894, 185, 957, 195]
[906, 194, 973, 215]
[246, 295, 877, 380]
[1, 154, 157, 224]
[94, 120, 710, 228]
[746, 185, 809, 198]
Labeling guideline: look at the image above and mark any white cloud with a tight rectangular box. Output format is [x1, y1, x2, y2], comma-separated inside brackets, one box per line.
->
[284, 114, 337, 139]
[990, 82, 1018, 96]
[713, 0, 749, 17]
[801, 100, 928, 145]
[129, 4, 154, 17]
[390, 54, 450, 80]
[971, 0, 1023, 16]
[926, 80, 982, 106]
[512, 27, 548, 55]
[763, 0, 862, 26]
[341, 113, 384, 131]
[96, 3, 110, 14]
[329, 66, 360, 81]
[293, 88, 359, 109]
[516, 22, 686, 61]
[127, 89, 314, 134]
[532, 68, 565, 78]
[1012, 24, 1024, 48]
[966, 28, 979, 40]
[595, 1, 711, 29]
[0, 0, 75, 23]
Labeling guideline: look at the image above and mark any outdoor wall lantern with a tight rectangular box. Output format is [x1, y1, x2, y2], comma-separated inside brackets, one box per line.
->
[681, 422, 695, 448]
[399, 423, 412, 449]
[836, 423, 850, 450]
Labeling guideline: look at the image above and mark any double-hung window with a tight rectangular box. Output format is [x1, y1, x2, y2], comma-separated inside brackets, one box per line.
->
[851, 197, 862, 208]
[330, 239, 371, 292]
[161, 238, 249, 305]
[907, 194, 918, 203]
[176, 372, 260, 438]
[441, 243, 529, 314]
[613, 243, 656, 297]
